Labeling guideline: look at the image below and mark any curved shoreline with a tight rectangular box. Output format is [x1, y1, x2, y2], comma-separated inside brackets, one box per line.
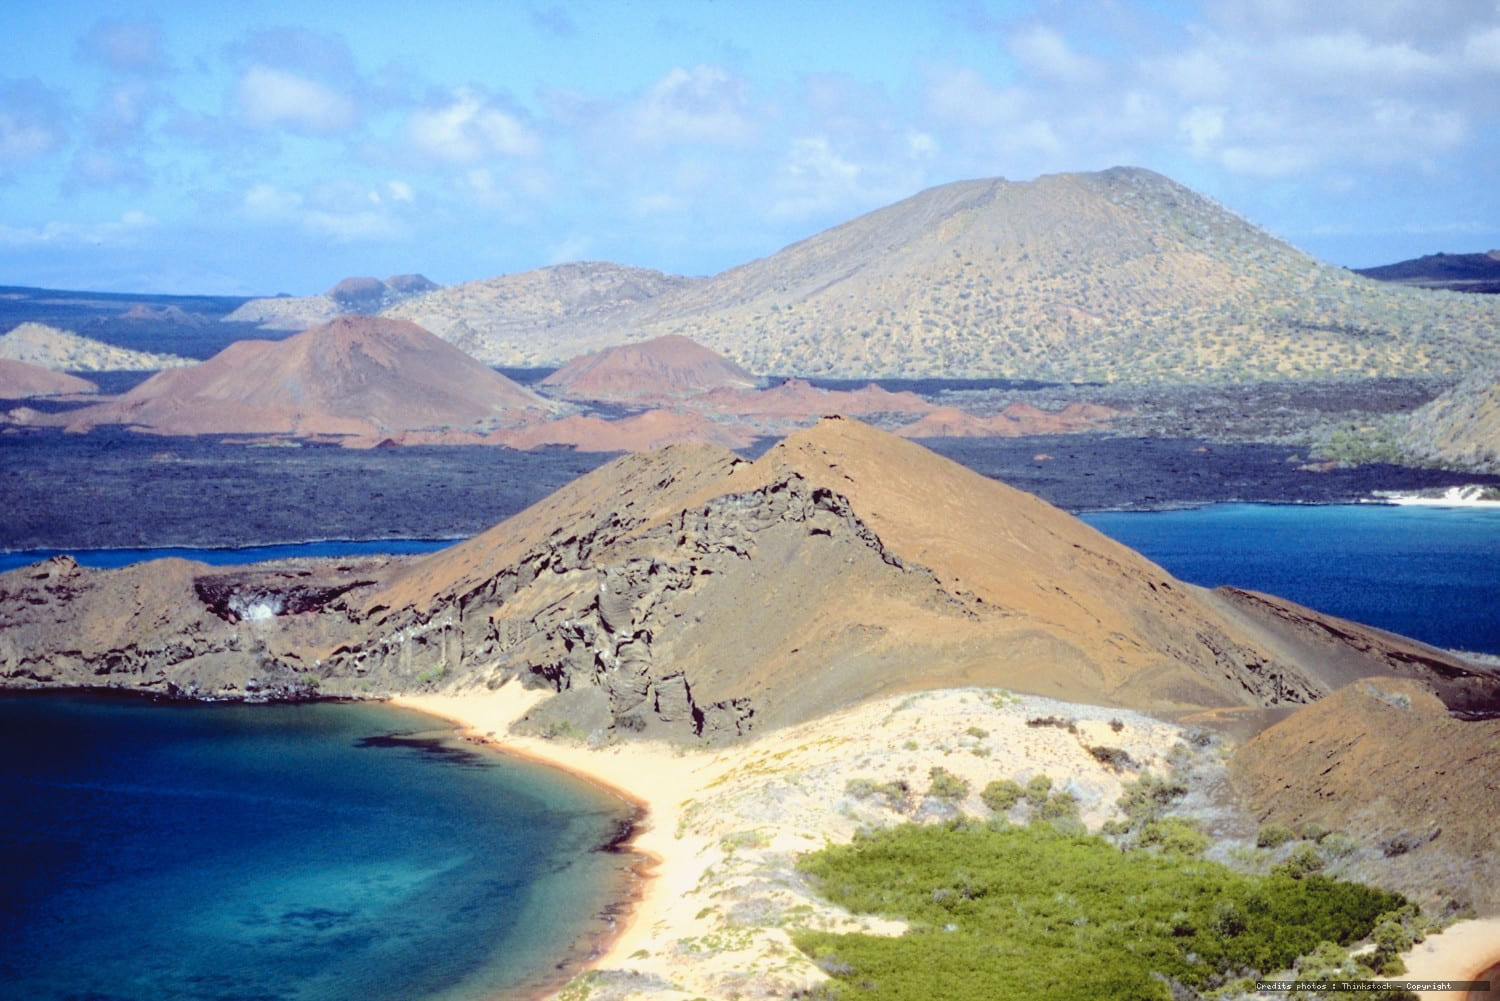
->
[389, 689, 680, 1001]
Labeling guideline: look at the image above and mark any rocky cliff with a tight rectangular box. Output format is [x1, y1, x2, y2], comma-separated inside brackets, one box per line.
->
[4, 419, 1495, 742]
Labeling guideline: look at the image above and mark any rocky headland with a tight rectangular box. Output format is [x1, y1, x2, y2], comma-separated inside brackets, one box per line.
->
[6, 418, 1498, 1001]
[4, 419, 1494, 729]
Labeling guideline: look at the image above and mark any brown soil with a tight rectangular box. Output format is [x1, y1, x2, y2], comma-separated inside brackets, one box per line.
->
[0, 358, 96, 398]
[52, 316, 556, 438]
[1231, 676, 1500, 913]
[540, 334, 758, 402]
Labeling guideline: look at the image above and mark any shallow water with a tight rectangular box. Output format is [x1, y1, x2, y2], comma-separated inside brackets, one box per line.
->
[1082, 502, 1500, 655]
[0, 694, 634, 1001]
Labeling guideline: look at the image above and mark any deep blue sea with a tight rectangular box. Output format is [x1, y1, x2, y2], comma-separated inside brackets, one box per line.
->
[0, 695, 634, 1001]
[1081, 503, 1500, 655]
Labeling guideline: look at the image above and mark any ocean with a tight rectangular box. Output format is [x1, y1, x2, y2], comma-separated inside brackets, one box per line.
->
[0, 694, 635, 1001]
[4, 501, 1495, 653]
[3, 500, 1497, 999]
[1081, 502, 1500, 655]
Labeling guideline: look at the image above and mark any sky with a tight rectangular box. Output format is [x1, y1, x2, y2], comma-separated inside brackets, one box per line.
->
[2, 0, 1498, 296]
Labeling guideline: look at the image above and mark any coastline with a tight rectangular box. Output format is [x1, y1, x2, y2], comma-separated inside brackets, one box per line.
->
[392, 683, 1200, 1000]
[1393, 917, 1500, 1000]
[390, 686, 719, 998]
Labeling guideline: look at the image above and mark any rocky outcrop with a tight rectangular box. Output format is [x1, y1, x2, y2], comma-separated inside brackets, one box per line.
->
[0, 555, 379, 701]
[3, 420, 1495, 742]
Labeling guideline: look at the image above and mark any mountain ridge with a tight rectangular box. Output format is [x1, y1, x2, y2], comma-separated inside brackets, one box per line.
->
[380, 167, 1500, 382]
[2, 419, 1495, 741]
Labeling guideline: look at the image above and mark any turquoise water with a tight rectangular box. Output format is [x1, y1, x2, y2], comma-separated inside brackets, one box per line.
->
[1082, 503, 1500, 654]
[0, 694, 635, 1001]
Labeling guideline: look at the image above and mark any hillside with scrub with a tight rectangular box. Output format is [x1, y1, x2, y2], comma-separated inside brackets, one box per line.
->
[378, 167, 1500, 383]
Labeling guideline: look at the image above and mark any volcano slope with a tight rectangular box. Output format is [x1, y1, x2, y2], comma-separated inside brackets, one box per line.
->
[4, 418, 1494, 741]
[539, 333, 759, 402]
[51, 315, 555, 439]
[1232, 676, 1500, 914]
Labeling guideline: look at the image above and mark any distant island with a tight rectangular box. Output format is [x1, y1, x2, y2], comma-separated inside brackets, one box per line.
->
[1355, 250, 1500, 294]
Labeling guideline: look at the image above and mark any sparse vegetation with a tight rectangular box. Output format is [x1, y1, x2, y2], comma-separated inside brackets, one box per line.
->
[1257, 823, 1298, 849]
[1086, 745, 1136, 771]
[925, 767, 969, 803]
[845, 778, 913, 813]
[979, 778, 1023, 814]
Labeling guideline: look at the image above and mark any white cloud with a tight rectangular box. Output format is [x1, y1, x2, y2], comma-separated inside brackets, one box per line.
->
[237, 65, 357, 134]
[0, 80, 66, 165]
[1179, 106, 1225, 157]
[0, 210, 155, 247]
[1008, 26, 1104, 85]
[243, 183, 303, 218]
[1463, 25, 1500, 70]
[408, 87, 539, 163]
[625, 65, 757, 148]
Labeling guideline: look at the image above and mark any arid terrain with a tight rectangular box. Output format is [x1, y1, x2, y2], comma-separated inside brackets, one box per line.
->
[298, 168, 1500, 382]
[4, 165, 1499, 1001]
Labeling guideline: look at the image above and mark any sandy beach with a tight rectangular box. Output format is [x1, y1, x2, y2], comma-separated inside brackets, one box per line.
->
[396, 681, 1204, 1000]
[1394, 916, 1500, 1000]
[396, 683, 1497, 1001]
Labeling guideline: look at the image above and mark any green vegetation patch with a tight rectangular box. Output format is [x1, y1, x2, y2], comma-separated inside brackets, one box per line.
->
[794, 821, 1406, 1001]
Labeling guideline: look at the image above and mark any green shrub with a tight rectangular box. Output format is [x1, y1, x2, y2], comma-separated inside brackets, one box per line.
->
[1275, 842, 1326, 879]
[1115, 771, 1188, 829]
[927, 767, 969, 803]
[846, 777, 913, 813]
[1137, 818, 1210, 858]
[1024, 774, 1053, 806]
[1319, 831, 1358, 858]
[794, 822, 1407, 1001]
[1257, 823, 1297, 849]
[1035, 790, 1079, 821]
[980, 779, 1023, 813]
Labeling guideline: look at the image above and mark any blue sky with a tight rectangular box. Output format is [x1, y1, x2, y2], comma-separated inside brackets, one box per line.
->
[2, 0, 1498, 295]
